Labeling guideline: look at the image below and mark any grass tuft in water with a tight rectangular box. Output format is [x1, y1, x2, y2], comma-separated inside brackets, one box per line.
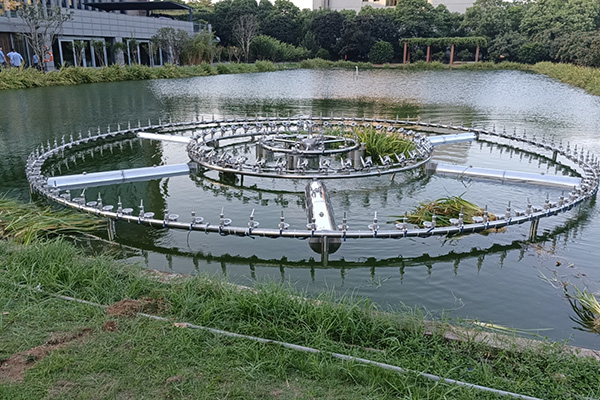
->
[396, 195, 490, 227]
[564, 285, 600, 334]
[0, 197, 103, 244]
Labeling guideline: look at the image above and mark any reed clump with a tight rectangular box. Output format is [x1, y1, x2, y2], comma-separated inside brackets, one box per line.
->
[400, 195, 488, 227]
[0, 197, 102, 244]
[565, 285, 600, 334]
[355, 127, 415, 162]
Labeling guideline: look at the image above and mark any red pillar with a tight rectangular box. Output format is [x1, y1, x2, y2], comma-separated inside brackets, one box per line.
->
[449, 43, 455, 65]
[403, 41, 408, 64]
[426, 45, 431, 62]
[474, 45, 480, 63]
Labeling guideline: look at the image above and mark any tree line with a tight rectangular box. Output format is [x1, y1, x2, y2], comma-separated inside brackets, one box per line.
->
[158, 0, 600, 67]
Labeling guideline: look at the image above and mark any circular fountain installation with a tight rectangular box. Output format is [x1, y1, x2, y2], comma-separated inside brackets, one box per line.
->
[26, 115, 600, 260]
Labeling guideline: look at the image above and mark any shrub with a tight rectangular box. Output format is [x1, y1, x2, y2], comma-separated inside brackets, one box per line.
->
[254, 60, 277, 72]
[517, 42, 549, 64]
[369, 41, 394, 64]
[250, 35, 310, 62]
[457, 49, 473, 62]
[315, 48, 331, 60]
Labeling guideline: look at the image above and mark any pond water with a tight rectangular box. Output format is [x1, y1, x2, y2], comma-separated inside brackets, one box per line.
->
[1, 69, 599, 349]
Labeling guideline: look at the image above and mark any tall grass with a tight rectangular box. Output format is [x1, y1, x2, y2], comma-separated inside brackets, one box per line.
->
[532, 62, 600, 95]
[355, 127, 415, 162]
[398, 195, 488, 227]
[0, 197, 103, 244]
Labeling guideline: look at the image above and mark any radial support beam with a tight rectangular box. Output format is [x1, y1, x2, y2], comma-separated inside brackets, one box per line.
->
[137, 132, 192, 144]
[47, 163, 192, 189]
[430, 163, 582, 188]
[429, 132, 477, 146]
[305, 180, 341, 255]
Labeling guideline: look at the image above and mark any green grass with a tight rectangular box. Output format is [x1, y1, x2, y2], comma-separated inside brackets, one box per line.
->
[0, 62, 280, 90]
[531, 62, 600, 96]
[4, 60, 600, 98]
[1, 238, 599, 399]
[355, 127, 416, 162]
[397, 195, 490, 227]
[0, 198, 103, 245]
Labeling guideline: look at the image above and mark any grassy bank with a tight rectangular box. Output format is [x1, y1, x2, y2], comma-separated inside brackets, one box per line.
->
[3, 59, 599, 96]
[0, 61, 281, 90]
[1, 238, 599, 399]
[0, 59, 529, 91]
[531, 62, 600, 96]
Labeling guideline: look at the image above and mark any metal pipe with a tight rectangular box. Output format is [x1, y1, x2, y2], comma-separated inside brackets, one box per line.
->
[47, 163, 191, 189]
[137, 132, 192, 144]
[428, 132, 477, 146]
[305, 180, 341, 254]
[431, 163, 582, 188]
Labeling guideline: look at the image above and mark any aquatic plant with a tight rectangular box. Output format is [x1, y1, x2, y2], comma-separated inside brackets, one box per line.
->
[398, 195, 488, 227]
[0, 197, 102, 244]
[354, 127, 415, 161]
[564, 285, 600, 334]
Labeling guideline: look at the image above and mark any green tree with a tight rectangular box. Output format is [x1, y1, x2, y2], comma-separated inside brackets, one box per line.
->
[261, 0, 302, 45]
[211, 0, 258, 46]
[394, 0, 436, 38]
[182, 30, 219, 64]
[433, 5, 465, 37]
[300, 31, 320, 57]
[337, 13, 399, 61]
[462, 0, 526, 40]
[310, 10, 347, 58]
[488, 31, 526, 62]
[552, 31, 600, 66]
[73, 40, 86, 67]
[520, 0, 600, 42]
[369, 41, 394, 63]
[151, 27, 190, 65]
[91, 39, 106, 67]
[517, 42, 548, 64]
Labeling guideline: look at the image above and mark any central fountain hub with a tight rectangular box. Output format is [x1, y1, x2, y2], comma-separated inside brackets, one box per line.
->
[187, 118, 433, 180]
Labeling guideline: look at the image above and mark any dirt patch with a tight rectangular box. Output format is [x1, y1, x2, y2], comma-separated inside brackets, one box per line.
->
[0, 329, 92, 383]
[106, 298, 167, 317]
[107, 299, 151, 317]
[102, 320, 118, 332]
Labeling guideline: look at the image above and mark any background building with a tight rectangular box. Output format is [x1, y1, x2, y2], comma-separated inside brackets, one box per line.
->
[0, 0, 196, 69]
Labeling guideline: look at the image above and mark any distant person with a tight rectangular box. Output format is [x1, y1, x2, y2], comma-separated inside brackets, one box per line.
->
[8, 49, 24, 69]
[0, 46, 6, 71]
[32, 53, 41, 70]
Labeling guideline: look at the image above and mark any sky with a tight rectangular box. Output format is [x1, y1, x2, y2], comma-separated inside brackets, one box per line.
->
[291, 0, 312, 9]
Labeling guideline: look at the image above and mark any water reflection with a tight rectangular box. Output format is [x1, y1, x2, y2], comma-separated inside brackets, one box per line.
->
[2, 68, 600, 348]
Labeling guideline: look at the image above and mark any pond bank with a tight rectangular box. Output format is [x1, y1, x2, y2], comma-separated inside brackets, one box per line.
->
[1, 237, 599, 399]
[2, 59, 599, 97]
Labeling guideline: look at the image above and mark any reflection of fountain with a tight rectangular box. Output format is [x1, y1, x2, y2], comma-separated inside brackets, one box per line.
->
[26, 115, 600, 262]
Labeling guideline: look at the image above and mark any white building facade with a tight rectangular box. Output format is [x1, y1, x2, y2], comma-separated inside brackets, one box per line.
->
[0, 0, 196, 69]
